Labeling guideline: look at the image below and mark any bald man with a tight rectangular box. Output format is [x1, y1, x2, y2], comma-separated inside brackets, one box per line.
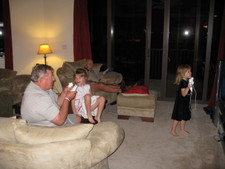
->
[84, 59, 122, 93]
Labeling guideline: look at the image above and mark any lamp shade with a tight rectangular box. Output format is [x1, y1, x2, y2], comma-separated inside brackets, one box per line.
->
[37, 44, 53, 54]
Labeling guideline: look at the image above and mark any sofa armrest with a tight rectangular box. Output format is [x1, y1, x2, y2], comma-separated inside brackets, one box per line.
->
[93, 63, 103, 73]
[87, 122, 125, 165]
[99, 72, 123, 85]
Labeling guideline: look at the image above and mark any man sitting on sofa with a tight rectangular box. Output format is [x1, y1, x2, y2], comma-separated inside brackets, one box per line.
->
[84, 59, 122, 93]
[21, 64, 76, 126]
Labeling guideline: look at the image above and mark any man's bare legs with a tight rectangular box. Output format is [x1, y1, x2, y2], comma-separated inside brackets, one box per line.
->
[84, 94, 95, 124]
[91, 82, 121, 93]
[170, 120, 179, 136]
[180, 120, 190, 134]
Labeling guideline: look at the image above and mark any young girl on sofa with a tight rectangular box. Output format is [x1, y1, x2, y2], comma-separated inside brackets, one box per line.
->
[71, 68, 105, 124]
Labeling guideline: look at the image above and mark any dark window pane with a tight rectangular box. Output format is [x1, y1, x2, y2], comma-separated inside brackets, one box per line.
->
[88, 0, 107, 64]
[114, 0, 146, 84]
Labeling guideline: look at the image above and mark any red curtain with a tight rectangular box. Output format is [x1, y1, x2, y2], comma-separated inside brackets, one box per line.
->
[73, 0, 92, 61]
[1, 0, 13, 69]
[208, 3, 225, 107]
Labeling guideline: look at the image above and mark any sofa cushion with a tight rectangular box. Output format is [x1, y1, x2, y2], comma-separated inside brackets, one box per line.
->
[0, 93, 14, 117]
[13, 119, 94, 144]
[6, 75, 31, 104]
[92, 63, 102, 74]
[0, 69, 17, 92]
[0, 68, 17, 80]
[11, 75, 31, 93]
[62, 59, 86, 79]
[100, 72, 123, 85]
[0, 117, 18, 142]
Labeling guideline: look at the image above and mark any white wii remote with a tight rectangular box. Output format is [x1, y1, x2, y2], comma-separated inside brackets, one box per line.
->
[67, 83, 78, 91]
[68, 82, 73, 88]
[71, 85, 78, 91]
[189, 77, 194, 92]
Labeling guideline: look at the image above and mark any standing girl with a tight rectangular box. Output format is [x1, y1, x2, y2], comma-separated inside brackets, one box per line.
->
[71, 68, 105, 124]
[170, 64, 193, 136]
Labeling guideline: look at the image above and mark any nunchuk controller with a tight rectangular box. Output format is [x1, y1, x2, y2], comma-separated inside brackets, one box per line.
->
[189, 77, 194, 92]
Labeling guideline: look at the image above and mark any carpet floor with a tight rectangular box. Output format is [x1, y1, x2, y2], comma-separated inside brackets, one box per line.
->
[102, 101, 225, 169]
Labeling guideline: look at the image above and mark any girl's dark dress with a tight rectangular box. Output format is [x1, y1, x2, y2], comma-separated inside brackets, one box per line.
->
[171, 79, 191, 121]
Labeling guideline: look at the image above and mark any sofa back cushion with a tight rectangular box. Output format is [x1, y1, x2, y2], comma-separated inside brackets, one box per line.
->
[62, 59, 86, 79]
[0, 69, 17, 92]
[11, 75, 31, 93]
[13, 119, 94, 144]
[0, 68, 17, 80]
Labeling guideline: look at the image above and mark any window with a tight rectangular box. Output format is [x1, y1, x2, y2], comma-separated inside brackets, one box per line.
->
[88, 0, 224, 101]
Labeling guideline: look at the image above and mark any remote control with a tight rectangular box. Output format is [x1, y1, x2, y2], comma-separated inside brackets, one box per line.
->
[71, 85, 78, 91]
[67, 82, 73, 88]
[189, 77, 194, 92]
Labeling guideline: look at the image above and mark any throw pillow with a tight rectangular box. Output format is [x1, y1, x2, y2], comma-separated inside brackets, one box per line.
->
[13, 119, 94, 144]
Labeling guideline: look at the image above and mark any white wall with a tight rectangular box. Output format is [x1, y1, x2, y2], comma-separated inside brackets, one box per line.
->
[9, 0, 74, 91]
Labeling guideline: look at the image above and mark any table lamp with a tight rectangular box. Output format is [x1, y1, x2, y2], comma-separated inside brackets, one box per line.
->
[37, 44, 53, 65]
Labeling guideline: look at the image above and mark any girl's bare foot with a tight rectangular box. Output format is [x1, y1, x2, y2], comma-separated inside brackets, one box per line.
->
[95, 117, 101, 123]
[88, 116, 96, 124]
[180, 130, 190, 135]
[170, 131, 179, 137]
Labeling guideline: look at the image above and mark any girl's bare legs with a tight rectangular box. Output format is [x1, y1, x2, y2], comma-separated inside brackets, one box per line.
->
[180, 120, 190, 134]
[84, 94, 95, 124]
[170, 120, 179, 136]
[71, 99, 81, 123]
[90, 96, 106, 123]
[75, 115, 82, 123]
[95, 96, 105, 122]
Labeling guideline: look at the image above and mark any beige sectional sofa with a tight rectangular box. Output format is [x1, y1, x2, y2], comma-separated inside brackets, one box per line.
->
[0, 69, 30, 117]
[0, 117, 125, 169]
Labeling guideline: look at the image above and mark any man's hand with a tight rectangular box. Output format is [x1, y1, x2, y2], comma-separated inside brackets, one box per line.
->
[52, 90, 76, 126]
[63, 86, 72, 93]
[65, 91, 76, 101]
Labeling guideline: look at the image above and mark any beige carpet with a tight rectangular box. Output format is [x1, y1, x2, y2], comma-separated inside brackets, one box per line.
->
[102, 101, 225, 169]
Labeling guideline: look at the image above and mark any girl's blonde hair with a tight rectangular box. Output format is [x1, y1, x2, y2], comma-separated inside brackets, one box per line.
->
[174, 64, 191, 85]
[75, 68, 88, 83]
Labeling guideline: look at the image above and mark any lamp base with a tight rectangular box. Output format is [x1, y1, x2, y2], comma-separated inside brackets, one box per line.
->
[44, 54, 47, 65]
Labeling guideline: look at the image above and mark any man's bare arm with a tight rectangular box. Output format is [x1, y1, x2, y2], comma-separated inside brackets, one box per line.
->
[51, 91, 76, 126]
